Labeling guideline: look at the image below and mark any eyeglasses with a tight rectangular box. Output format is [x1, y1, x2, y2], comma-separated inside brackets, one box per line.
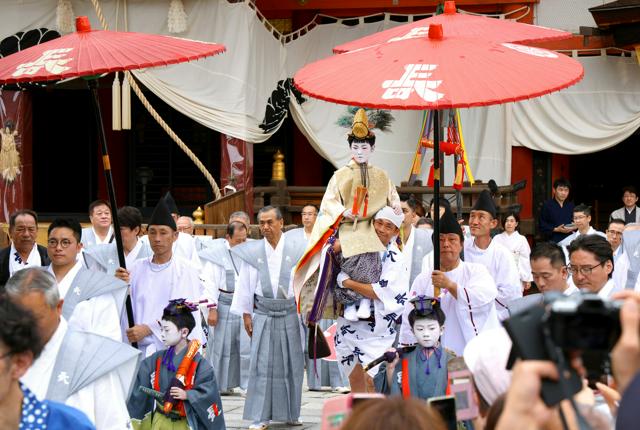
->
[573, 215, 587, 221]
[47, 238, 75, 249]
[567, 263, 603, 276]
[606, 230, 623, 237]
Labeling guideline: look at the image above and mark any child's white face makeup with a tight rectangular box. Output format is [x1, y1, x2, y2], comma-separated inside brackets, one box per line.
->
[160, 319, 187, 347]
[412, 318, 443, 348]
[350, 142, 373, 164]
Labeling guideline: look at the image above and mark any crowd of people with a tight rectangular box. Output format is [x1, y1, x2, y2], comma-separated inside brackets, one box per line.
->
[1, 113, 640, 430]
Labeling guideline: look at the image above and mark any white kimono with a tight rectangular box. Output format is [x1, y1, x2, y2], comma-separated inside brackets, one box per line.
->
[129, 256, 207, 356]
[334, 241, 409, 378]
[48, 261, 122, 341]
[400, 261, 500, 356]
[21, 319, 134, 430]
[464, 238, 522, 320]
[8, 243, 42, 276]
[559, 227, 606, 249]
[596, 279, 621, 299]
[80, 226, 114, 247]
[140, 232, 202, 269]
[492, 231, 533, 283]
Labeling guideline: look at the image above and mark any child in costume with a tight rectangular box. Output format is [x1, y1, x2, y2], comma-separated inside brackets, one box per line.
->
[127, 299, 226, 430]
[374, 295, 455, 399]
[301, 108, 401, 323]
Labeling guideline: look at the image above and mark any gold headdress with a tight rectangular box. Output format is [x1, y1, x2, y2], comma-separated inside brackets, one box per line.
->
[351, 108, 371, 139]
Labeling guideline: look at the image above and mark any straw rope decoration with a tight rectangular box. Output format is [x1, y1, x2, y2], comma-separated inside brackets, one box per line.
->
[90, 0, 222, 200]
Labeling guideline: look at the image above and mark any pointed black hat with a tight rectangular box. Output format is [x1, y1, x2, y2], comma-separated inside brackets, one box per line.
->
[439, 208, 464, 239]
[163, 191, 179, 215]
[149, 198, 177, 230]
[472, 189, 497, 218]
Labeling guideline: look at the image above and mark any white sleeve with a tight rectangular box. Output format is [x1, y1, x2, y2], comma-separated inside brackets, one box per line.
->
[230, 262, 258, 316]
[453, 265, 499, 342]
[371, 251, 409, 316]
[68, 294, 122, 342]
[199, 262, 222, 305]
[517, 236, 533, 282]
[398, 273, 434, 346]
[91, 371, 132, 430]
[493, 246, 523, 308]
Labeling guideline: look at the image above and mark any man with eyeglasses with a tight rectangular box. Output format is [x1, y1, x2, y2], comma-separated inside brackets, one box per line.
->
[46, 218, 127, 341]
[567, 235, 620, 298]
[559, 204, 606, 249]
[0, 209, 49, 287]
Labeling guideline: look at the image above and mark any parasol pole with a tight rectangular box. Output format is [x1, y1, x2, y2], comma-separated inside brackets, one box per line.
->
[433, 109, 441, 296]
[87, 78, 137, 348]
[451, 109, 463, 221]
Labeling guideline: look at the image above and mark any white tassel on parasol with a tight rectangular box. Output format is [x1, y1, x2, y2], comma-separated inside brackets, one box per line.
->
[167, 0, 188, 34]
[56, 0, 76, 34]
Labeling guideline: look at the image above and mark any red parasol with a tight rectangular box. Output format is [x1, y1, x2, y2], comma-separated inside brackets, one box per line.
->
[0, 17, 225, 84]
[294, 21, 583, 277]
[0, 16, 226, 347]
[333, 1, 571, 54]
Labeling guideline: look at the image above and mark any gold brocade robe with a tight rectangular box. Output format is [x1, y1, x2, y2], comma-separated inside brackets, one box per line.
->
[294, 160, 399, 316]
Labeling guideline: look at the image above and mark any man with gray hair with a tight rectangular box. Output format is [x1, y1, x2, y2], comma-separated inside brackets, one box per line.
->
[230, 206, 307, 430]
[6, 268, 139, 429]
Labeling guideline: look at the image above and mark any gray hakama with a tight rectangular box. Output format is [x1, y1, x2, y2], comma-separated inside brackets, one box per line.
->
[200, 243, 244, 392]
[244, 295, 304, 423]
[127, 346, 226, 430]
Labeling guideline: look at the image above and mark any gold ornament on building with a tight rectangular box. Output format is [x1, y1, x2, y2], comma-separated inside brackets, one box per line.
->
[192, 206, 204, 224]
[272, 150, 286, 181]
[351, 108, 370, 139]
[0, 127, 21, 182]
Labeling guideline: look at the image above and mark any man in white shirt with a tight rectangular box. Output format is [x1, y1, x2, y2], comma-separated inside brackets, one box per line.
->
[559, 204, 606, 248]
[301, 204, 318, 241]
[0, 209, 49, 286]
[401, 208, 500, 355]
[7, 267, 138, 430]
[47, 218, 126, 341]
[400, 195, 432, 286]
[116, 199, 206, 356]
[230, 206, 307, 430]
[80, 200, 114, 248]
[464, 189, 521, 320]
[607, 218, 628, 289]
[567, 235, 619, 298]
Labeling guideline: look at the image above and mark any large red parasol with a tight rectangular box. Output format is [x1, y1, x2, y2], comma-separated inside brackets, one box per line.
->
[0, 16, 226, 346]
[294, 21, 583, 276]
[333, 0, 571, 54]
[0, 16, 225, 83]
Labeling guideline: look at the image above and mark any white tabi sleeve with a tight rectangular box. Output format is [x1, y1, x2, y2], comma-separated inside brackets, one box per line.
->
[68, 294, 122, 342]
[230, 261, 259, 316]
[492, 244, 523, 311]
[399, 273, 433, 346]
[372, 247, 409, 317]
[452, 264, 499, 344]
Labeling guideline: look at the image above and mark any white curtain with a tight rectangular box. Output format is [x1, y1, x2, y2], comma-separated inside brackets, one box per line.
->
[0, 1, 638, 185]
[512, 56, 640, 154]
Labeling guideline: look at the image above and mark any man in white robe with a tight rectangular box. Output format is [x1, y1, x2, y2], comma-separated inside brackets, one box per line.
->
[7, 268, 139, 430]
[567, 234, 619, 299]
[116, 199, 206, 356]
[400, 209, 500, 356]
[199, 220, 248, 394]
[83, 206, 152, 275]
[46, 218, 125, 341]
[400, 195, 433, 286]
[80, 200, 114, 248]
[464, 190, 521, 320]
[230, 206, 307, 430]
[606, 218, 627, 289]
[334, 207, 409, 393]
[559, 204, 606, 249]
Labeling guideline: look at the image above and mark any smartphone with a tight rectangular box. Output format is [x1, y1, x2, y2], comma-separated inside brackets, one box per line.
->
[428, 395, 457, 430]
[321, 393, 385, 430]
[449, 369, 479, 421]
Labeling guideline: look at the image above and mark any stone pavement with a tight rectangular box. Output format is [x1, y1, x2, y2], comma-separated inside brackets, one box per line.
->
[221, 379, 348, 430]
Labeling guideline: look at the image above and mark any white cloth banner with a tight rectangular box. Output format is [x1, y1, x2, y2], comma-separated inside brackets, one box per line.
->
[0, 1, 638, 186]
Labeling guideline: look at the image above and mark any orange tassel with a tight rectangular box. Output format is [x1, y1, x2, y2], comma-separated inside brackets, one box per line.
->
[427, 160, 435, 187]
[412, 152, 422, 175]
[453, 160, 464, 190]
[402, 358, 411, 398]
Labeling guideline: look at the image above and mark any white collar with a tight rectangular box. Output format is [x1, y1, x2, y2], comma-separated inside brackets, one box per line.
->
[625, 206, 637, 214]
[48, 260, 83, 298]
[92, 226, 114, 244]
[596, 279, 616, 299]
[264, 234, 284, 257]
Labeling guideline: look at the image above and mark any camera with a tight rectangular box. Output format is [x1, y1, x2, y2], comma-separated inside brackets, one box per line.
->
[503, 292, 621, 405]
